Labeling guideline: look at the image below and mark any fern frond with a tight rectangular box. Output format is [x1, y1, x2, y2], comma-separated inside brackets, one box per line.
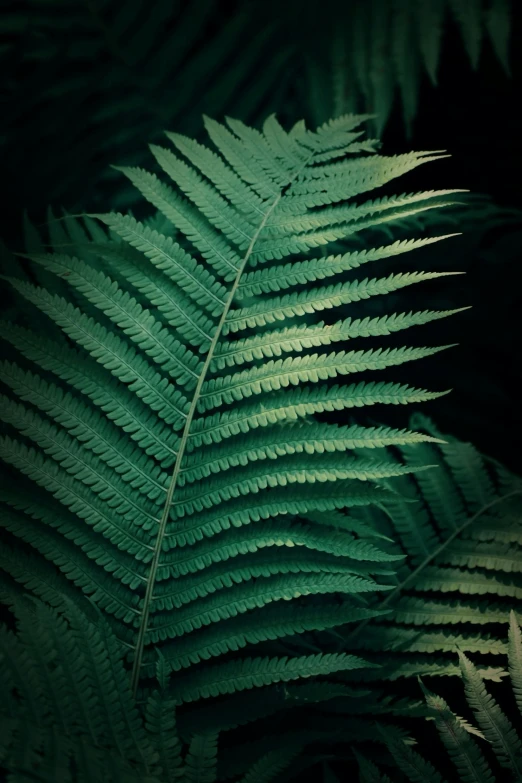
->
[145, 689, 183, 782]
[236, 747, 298, 783]
[3, 278, 190, 425]
[359, 621, 522, 783]
[340, 417, 522, 690]
[180, 422, 442, 484]
[224, 275, 461, 331]
[0, 361, 169, 501]
[377, 724, 448, 783]
[1, 596, 314, 782]
[171, 653, 374, 704]
[95, 213, 227, 314]
[509, 611, 522, 718]
[199, 346, 454, 411]
[150, 603, 387, 677]
[458, 648, 522, 777]
[419, 679, 495, 783]
[300, 0, 511, 136]
[0, 114, 462, 713]
[184, 734, 219, 783]
[350, 626, 507, 656]
[1, 1, 293, 212]
[355, 749, 394, 783]
[0, 322, 179, 467]
[0, 598, 159, 781]
[212, 309, 465, 369]
[189, 383, 449, 448]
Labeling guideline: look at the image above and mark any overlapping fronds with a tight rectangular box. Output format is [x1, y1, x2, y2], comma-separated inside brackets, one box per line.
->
[342, 414, 522, 683]
[0, 114, 463, 711]
[356, 613, 522, 783]
[0, 596, 298, 782]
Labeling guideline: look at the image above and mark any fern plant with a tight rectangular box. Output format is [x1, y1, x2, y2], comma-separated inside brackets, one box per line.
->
[336, 414, 522, 683]
[0, 114, 466, 708]
[293, 0, 512, 135]
[356, 611, 522, 783]
[0, 594, 299, 783]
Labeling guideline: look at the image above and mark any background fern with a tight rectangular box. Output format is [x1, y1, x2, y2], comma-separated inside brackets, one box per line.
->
[355, 612, 522, 782]
[342, 414, 522, 683]
[0, 0, 514, 223]
[292, 0, 512, 136]
[0, 595, 299, 782]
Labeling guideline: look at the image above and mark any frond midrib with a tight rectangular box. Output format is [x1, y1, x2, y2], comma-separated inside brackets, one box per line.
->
[128, 196, 281, 694]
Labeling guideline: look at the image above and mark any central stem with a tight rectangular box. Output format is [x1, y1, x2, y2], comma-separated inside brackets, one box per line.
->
[346, 489, 522, 644]
[130, 193, 282, 695]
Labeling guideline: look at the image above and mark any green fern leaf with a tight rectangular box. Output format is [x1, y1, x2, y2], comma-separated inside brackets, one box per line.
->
[0, 598, 160, 782]
[145, 690, 183, 782]
[360, 622, 522, 783]
[458, 648, 522, 778]
[485, 0, 511, 74]
[419, 679, 495, 783]
[184, 734, 219, 783]
[509, 611, 522, 718]
[299, 0, 511, 135]
[355, 749, 394, 783]
[340, 416, 522, 693]
[378, 723, 448, 782]
[0, 114, 463, 710]
[236, 748, 298, 783]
